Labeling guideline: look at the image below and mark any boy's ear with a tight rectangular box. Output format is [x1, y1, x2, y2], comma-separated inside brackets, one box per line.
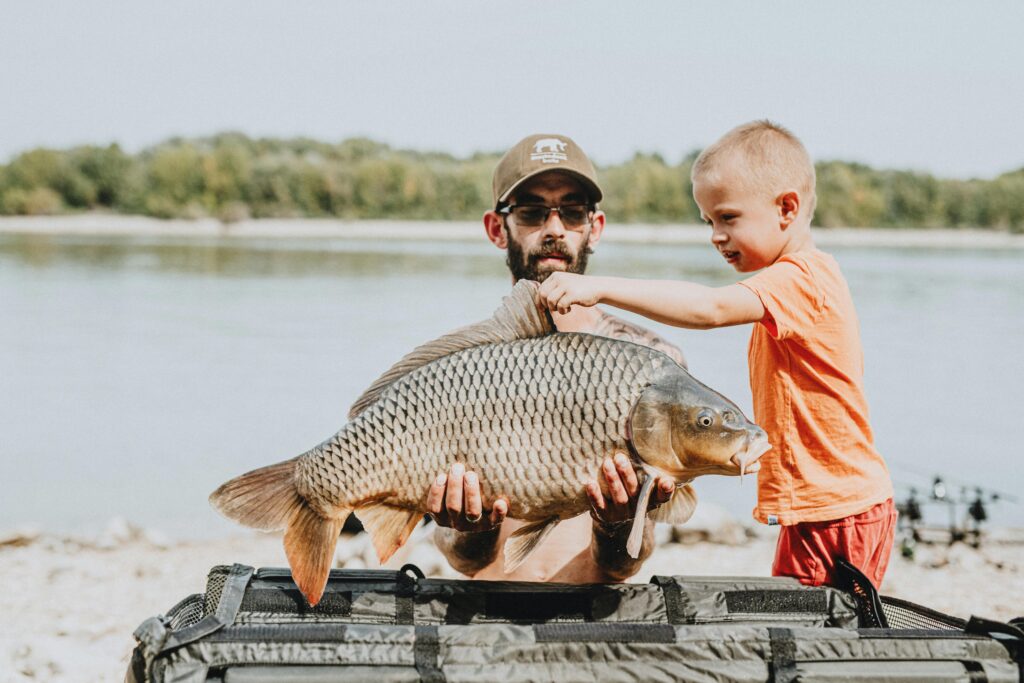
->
[777, 191, 800, 229]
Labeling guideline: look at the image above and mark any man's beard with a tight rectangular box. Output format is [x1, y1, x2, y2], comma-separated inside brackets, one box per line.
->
[504, 228, 592, 283]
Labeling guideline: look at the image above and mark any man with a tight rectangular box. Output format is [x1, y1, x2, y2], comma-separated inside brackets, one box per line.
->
[427, 134, 686, 582]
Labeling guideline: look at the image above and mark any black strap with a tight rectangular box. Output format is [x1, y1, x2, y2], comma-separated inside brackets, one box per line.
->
[401, 563, 426, 580]
[204, 623, 347, 643]
[833, 556, 889, 628]
[161, 563, 254, 652]
[414, 624, 445, 683]
[965, 615, 1024, 641]
[395, 568, 417, 625]
[534, 623, 675, 643]
[962, 660, 989, 683]
[725, 589, 826, 614]
[768, 627, 798, 683]
[650, 576, 688, 624]
[240, 588, 352, 616]
[964, 615, 1024, 667]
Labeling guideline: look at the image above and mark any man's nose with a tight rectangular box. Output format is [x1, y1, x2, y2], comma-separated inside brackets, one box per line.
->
[540, 210, 567, 238]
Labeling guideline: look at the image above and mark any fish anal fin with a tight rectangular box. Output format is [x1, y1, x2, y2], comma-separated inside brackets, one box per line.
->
[502, 516, 560, 572]
[283, 504, 346, 607]
[649, 483, 698, 525]
[348, 280, 554, 419]
[356, 503, 423, 565]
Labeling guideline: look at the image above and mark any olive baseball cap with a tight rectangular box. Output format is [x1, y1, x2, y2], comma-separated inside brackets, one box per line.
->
[492, 133, 603, 208]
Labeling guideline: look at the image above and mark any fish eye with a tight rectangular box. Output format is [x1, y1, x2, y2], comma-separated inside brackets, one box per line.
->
[696, 410, 714, 429]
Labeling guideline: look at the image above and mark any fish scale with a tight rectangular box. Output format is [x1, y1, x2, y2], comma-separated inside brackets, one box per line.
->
[296, 334, 659, 521]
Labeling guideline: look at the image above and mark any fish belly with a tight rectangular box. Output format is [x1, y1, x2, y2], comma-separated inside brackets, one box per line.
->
[298, 334, 660, 521]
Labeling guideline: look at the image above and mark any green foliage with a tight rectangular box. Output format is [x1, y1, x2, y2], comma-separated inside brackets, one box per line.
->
[0, 133, 1021, 230]
[601, 153, 700, 223]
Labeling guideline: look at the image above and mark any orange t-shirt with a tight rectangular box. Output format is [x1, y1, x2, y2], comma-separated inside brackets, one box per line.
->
[738, 249, 892, 525]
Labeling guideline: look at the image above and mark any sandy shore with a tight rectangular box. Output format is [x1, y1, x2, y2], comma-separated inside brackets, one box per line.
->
[1, 214, 1023, 249]
[2, 516, 1022, 682]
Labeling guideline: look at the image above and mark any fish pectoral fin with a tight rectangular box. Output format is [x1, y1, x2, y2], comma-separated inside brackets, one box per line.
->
[625, 476, 657, 558]
[356, 503, 424, 565]
[283, 504, 346, 608]
[503, 517, 560, 573]
[649, 483, 698, 525]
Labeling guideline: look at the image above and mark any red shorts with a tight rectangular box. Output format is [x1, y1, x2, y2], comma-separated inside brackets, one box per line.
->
[772, 498, 898, 588]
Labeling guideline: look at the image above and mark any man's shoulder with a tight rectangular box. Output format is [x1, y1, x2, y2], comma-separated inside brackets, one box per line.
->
[589, 310, 686, 367]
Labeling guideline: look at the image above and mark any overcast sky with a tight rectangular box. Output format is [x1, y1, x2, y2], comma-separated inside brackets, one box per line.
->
[1, 1, 1022, 178]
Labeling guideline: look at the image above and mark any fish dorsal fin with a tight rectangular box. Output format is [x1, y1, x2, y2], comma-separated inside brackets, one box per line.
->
[348, 280, 554, 419]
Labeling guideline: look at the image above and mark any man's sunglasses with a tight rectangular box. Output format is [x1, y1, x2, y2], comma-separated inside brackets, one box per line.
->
[498, 204, 594, 228]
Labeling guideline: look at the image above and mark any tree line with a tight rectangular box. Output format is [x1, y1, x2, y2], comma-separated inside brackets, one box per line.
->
[1, 132, 1021, 231]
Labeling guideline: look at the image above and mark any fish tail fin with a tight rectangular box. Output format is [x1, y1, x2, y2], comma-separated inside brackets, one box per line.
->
[210, 457, 345, 606]
[355, 503, 424, 565]
[284, 504, 346, 607]
[209, 457, 304, 531]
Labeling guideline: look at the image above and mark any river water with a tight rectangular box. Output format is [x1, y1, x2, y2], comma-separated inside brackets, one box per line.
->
[1, 230, 1022, 536]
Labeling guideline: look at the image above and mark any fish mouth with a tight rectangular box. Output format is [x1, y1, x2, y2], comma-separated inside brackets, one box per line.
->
[730, 437, 772, 480]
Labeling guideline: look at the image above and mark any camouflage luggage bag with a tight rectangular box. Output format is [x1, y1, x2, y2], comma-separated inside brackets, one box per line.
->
[127, 561, 1024, 682]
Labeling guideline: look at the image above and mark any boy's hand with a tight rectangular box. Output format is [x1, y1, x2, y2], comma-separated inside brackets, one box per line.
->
[586, 453, 674, 525]
[538, 272, 603, 314]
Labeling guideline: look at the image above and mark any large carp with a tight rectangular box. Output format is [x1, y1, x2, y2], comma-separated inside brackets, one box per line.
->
[211, 281, 770, 605]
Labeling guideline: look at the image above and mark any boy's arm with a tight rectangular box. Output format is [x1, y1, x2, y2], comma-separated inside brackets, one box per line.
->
[538, 273, 765, 329]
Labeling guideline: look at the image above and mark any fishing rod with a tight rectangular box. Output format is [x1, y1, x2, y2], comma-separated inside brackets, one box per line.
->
[889, 463, 1019, 504]
[893, 473, 1018, 552]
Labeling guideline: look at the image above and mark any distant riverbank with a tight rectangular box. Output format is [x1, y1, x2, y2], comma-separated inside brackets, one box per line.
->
[2, 214, 1024, 249]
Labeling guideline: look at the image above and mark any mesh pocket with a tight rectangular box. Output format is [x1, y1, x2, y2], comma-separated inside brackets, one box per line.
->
[202, 565, 231, 618]
[166, 594, 207, 630]
[880, 596, 966, 631]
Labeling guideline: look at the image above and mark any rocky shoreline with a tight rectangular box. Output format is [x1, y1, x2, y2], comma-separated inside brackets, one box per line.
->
[3, 512, 1023, 682]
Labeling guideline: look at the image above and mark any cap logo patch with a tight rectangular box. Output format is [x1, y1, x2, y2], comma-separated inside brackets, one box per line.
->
[531, 138, 569, 164]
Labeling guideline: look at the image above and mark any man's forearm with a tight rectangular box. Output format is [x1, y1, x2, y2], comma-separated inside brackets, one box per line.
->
[433, 525, 501, 576]
[591, 517, 655, 581]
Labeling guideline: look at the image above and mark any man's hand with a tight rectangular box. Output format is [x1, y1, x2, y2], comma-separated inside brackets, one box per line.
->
[586, 453, 674, 525]
[426, 463, 508, 532]
[538, 272, 605, 314]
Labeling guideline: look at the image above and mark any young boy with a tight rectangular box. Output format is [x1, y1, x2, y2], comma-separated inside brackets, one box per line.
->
[537, 120, 896, 588]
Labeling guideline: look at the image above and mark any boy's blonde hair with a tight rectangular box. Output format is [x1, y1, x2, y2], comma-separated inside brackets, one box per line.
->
[692, 120, 817, 217]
